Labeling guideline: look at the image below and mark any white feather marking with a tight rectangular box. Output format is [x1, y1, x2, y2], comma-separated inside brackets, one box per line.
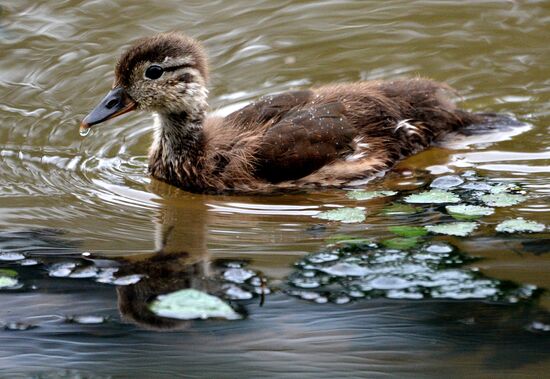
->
[346, 136, 370, 161]
[394, 119, 420, 136]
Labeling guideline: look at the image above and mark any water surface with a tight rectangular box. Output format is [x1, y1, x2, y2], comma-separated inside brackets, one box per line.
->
[1, 1, 549, 378]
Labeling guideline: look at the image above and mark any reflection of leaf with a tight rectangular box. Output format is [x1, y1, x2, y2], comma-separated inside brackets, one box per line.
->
[326, 235, 373, 246]
[445, 204, 495, 220]
[480, 193, 526, 207]
[314, 208, 366, 223]
[0, 269, 18, 277]
[381, 203, 421, 215]
[404, 190, 461, 204]
[388, 226, 427, 237]
[149, 289, 241, 320]
[496, 218, 546, 233]
[381, 237, 421, 250]
[346, 190, 397, 201]
[426, 222, 478, 237]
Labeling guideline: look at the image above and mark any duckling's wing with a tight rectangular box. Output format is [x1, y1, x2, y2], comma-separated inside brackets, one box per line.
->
[224, 90, 313, 128]
[254, 101, 356, 183]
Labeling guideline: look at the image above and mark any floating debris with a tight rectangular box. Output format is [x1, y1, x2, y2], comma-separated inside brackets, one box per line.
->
[495, 218, 546, 233]
[68, 266, 98, 279]
[445, 204, 495, 220]
[480, 193, 526, 207]
[223, 268, 255, 284]
[112, 274, 142, 286]
[430, 175, 464, 189]
[313, 207, 366, 223]
[149, 289, 241, 320]
[19, 259, 39, 266]
[319, 262, 370, 277]
[388, 226, 428, 237]
[48, 262, 77, 278]
[425, 243, 453, 254]
[224, 284, 253, 300]
[404, 190, 461, 204]
[346, 190, 397, 201]
[3, 321, 37, 331]
[426, 222, 479, 237]
[66, 315, 108, 324]
[0, 252, 25, 261]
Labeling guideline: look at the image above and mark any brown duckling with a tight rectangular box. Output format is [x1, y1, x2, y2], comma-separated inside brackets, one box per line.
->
[81, 32, 484, 193]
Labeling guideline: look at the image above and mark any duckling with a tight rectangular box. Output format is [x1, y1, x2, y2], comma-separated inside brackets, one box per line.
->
[81, 32, 484, 193]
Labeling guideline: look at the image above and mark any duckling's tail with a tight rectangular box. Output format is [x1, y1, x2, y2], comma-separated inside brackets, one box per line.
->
[439, 111, 531, 149]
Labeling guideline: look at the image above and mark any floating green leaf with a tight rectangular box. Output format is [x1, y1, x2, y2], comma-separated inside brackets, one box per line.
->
[404, 190, 461, 204]
[0, 276, 19, 289]
[388, 226, 428, 237]
[495, 218, 546, 233]
[426, 222, 478, 237]
[314, 207, 366, 223]
[445, 204, 495, 220]
[346, 190, 397, 201]
[149, 289, 241, 320]
[489, 183, 521, 194]
[380, 203, 421, 215]
[381, 237, 421, 250]
[480, 193, 526, 207]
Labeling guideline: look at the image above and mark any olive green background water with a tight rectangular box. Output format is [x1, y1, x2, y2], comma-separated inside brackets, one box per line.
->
[0, 1, 549, 378]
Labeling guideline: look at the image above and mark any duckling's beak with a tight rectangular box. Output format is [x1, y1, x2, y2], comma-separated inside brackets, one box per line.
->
[80, 87, 137, 135]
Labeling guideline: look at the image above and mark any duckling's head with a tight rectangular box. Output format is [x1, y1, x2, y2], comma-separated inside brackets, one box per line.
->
[81, 32, 209, 134]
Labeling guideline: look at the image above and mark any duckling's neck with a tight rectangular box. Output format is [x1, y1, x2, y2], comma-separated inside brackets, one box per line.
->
[149, 110, 206, 179]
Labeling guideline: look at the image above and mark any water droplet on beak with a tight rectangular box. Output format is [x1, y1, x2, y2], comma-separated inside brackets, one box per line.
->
[79, 127, 91, 137]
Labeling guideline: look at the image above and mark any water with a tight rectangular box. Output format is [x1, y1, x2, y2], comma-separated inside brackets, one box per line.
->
[1, 1, 550, 377]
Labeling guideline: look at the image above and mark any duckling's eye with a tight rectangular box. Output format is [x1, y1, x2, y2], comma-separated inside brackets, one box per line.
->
[145, 65, 164, 80]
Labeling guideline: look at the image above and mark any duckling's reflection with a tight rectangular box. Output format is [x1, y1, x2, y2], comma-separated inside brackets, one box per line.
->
[114, 179, 255, 330]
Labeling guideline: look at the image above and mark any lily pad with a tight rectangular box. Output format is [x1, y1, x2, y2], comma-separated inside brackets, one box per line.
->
[381, 237, 421, 250]
[495, 218, 546, 233]
[314, 207, 366, 223]
[346, 190, 397, 201]
[490, 183, 521, 194]
[404, 190, 461, 204]
[388, 226, 428, 237]
[426, 222, 478, 237]
[149, 289, 241, 320]
[445, 204, 495, 220]
[381, 203, 421, 215]
[480, 193, 526, 207]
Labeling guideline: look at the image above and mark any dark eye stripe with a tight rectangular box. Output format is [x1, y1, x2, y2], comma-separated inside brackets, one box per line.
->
[164, 63, 194, 72]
